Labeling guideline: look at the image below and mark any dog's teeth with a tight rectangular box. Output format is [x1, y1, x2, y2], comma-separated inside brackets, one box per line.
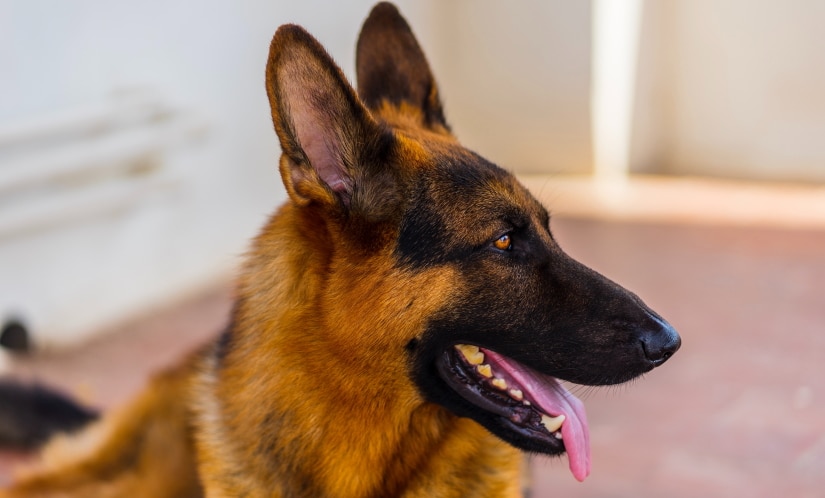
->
[540, 414, 565, 433]
[491, 378, 507, 390]
[554, 432, 563, 440]
[508, 389, 523, 401]
[523, 400, 531, 406]
[455, 344, 485, 365]
[477, 364, 493, 378]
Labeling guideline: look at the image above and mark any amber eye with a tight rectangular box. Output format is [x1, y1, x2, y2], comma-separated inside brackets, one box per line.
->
[493, 234, 512, 251]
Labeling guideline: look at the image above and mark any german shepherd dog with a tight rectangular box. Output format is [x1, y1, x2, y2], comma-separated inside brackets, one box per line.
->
[1, 3, 679, 496]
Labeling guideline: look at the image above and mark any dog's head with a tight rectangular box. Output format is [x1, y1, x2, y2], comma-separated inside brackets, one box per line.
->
[264, 2, 679, 481]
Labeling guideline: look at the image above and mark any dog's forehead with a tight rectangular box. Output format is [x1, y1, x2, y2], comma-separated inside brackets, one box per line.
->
[415, 140, 545, 223]
[394, 134, 549, 267]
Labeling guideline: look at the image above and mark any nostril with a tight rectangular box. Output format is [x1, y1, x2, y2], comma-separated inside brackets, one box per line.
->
[640, 322, 681, 367]
[650, 350, 673, 367]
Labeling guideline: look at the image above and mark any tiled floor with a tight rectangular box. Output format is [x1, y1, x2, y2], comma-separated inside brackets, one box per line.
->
[527, 219, 825, 497]
[2, 217, 824, 497]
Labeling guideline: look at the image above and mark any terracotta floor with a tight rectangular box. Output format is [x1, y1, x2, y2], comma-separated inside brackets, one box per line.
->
[2, 217, 824, 497]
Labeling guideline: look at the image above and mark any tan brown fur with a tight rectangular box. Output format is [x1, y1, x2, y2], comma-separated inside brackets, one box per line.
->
[3, 4, 526, 497]
[192, 202, 522, 497]
[3, 359, 203, 498]
[2, 3, 681, 497]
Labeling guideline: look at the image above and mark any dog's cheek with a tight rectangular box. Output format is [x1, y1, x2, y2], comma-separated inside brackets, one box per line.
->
[324, 261, 461, 369]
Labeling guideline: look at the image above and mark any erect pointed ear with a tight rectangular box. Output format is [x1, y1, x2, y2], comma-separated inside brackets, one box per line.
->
[266, 24, 382, 210]
[356, 2, 449, 131]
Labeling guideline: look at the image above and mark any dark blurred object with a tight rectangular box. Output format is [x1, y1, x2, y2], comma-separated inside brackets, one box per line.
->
[0, 321, 31, 353]
[0, 382, 98, 450]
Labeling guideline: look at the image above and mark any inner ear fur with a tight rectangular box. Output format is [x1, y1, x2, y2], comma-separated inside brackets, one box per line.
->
[265, 24, 383, 210]
[356, 2, 449, 131]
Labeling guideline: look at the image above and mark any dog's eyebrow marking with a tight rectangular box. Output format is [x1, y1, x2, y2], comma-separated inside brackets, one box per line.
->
[504, 213, 531, 230]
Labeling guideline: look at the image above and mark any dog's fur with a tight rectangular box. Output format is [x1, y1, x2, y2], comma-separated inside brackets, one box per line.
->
[1, 4, 679, 497]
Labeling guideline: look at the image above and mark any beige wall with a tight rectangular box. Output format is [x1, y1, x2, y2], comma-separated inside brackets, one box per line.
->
[428, 1, 825, 183]
[429, 1, 593, 175]
[634, 0, 825, 182]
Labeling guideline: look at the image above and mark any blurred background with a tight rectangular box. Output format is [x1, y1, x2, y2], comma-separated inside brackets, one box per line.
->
[1, 0, 824, 496]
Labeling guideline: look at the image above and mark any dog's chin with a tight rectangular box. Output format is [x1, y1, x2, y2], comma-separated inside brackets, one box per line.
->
[431, 345, 591, 482]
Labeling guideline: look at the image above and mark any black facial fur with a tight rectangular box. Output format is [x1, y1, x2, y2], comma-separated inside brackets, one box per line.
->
[350, 0, 679, 461]
[397, 151, 679, 455]
[396, 153, 513, 268]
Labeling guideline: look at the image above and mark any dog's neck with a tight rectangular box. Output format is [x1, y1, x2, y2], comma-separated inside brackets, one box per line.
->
[194, 205, 523, 497]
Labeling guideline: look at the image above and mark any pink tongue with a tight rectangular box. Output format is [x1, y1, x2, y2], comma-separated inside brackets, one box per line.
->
[482, 349, 591, 482]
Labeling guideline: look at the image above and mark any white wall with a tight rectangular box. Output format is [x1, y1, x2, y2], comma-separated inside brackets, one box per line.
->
[433, 1, 825, 184]
[6, 0, 823, 350]
[0, 0, 433, 348]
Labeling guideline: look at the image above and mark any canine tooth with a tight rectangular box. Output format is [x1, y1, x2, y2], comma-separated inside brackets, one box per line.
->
[523, 400, 531, 406]
[554, 432, 563, 440]
[508, 389, 523, 401]
[540, 414, 566, 433]
[477, 364, 493, 378]
[491, 378, 507, 390]
[455, 344, 485, 365]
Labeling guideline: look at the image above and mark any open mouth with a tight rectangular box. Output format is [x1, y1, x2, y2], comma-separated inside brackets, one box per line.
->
[436, 344, 591, 481]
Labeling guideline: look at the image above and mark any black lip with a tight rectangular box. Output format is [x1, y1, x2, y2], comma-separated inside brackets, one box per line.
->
[434, 348, 565, 452]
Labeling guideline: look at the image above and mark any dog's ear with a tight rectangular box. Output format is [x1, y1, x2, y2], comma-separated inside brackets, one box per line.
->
[356, 2, 448, 131]
[266, 24, 384, 210]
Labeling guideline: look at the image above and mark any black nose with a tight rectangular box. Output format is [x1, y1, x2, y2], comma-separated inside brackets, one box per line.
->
[639, 314, 681, 367]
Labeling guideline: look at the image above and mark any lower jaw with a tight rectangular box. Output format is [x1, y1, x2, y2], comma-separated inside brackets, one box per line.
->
[497, 417, 565, 452]
[434, 349, 566, 455]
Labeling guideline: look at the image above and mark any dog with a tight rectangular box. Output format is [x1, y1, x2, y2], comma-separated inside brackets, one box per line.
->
[1, 3, 680, 496]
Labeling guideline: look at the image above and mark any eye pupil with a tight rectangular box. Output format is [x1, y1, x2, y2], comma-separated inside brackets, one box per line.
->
[494, 234, 512, 251]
